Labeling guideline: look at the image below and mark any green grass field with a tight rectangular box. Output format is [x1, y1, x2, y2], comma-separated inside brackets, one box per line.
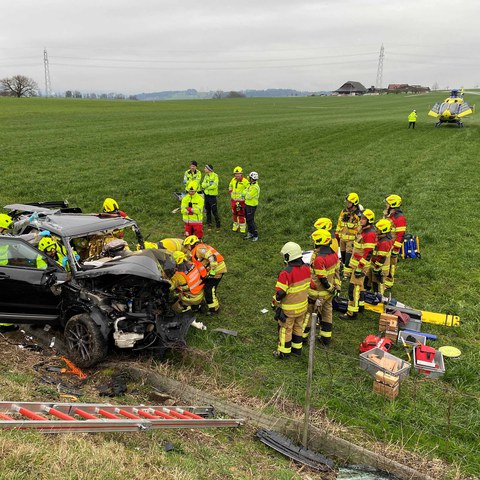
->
[1, 93, 479, 479]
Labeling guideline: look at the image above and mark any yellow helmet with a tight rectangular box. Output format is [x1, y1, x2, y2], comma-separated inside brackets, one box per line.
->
[233, 166, 243, 174]
[385, 194, 402, 208]
[0, 213, 13, 230]
[346, 192, 359, 206]
[38, 236, 57, 252]
[183, 235, 199, 247]
[173, 251, 187, 264]
[361, 209, 375, 224]
[311, 229, 332, 246]
[280, 242, 303, 262]
[376, 219, 392, 234]
[313, 217, 332, 231]
[143, 241, 158, 249]
[103, 198, 119, 213]
[186, 181, 199, 192]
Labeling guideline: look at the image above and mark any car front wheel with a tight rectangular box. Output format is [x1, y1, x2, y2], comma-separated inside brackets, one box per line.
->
[64, 314, 107, 368]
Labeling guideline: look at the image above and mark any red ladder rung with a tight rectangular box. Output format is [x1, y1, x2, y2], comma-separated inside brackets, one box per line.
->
[43, 407, 76, 421]
[133, 409, 158, 420]
[152, 409, 175, 419]
[74, 408, 99, 420]
[114, 409, 141, 420]
[0, 413, 14, 421]
[164, 409, 190, 420]
[96, 408, 121, 420]
[16, 407, 47, 421]
[175, 408, 203, 420]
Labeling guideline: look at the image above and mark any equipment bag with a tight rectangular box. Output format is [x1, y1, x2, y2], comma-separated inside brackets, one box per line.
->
[401, 234, 421, 259]
[414, 345, 437, 367]
[332, 296, 348, 313]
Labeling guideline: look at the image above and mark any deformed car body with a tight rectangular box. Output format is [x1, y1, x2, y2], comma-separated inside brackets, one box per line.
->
[0, 202, 194, 367]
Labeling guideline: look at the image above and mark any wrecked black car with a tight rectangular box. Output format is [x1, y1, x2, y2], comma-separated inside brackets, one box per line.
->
[0, 201, 194, 367]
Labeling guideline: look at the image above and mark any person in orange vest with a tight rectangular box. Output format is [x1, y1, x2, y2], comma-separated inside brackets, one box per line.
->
[304, 229, 341, 346]
[340, 209, 377, 320]
[183, 235, 227, 314]
[169, 251, 205, 312]
[272, 242, 311, 359]
[383, 194, 407, 289]
[228, 166, 249, 234]
[335, 193, 363, 279]
[180, 181, 204, 239]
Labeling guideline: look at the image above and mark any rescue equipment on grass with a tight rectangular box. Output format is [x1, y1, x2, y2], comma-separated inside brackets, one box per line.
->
[400, 234, 421, 259]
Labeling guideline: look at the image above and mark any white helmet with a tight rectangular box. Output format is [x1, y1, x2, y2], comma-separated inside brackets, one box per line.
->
[249, 171, 258, 181]
[280, 242, 303, 262]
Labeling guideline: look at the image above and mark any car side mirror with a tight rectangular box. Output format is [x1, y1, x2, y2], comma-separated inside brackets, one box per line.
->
[42, 267, 57, 287]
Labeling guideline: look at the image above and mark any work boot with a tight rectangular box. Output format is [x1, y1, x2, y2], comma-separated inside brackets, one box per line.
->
[272, 351, 289, 360]
[291, 348, 302, 356]
[244, 233, 253, 240]
[339, 313, 358, 320]
[317, 336, 331, 347]
[232, 223, 239, 232]
[251, 236, 259, 242]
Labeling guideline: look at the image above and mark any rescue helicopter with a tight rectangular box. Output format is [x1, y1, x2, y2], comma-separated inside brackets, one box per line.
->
[428, 89, 474, 127]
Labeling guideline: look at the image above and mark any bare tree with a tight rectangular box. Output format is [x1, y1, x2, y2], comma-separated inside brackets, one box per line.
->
[212, 90, 224, 99]
[0, 75, 39, 97]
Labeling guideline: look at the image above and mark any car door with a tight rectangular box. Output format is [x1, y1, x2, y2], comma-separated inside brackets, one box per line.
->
[0, 236, 61, 322]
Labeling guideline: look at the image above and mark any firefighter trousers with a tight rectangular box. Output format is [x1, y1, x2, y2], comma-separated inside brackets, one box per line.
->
[204, 275, 222, 312]
[384, 255, 398, 289]
[277, 312, 306, 356]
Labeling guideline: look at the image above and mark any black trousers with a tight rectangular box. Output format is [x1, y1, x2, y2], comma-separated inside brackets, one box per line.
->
[408, 122, 415, 129]
[204, 194, 220, 227]
[245, 205, 257, 236]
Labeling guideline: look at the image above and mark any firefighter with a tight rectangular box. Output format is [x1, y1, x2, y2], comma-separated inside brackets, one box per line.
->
[365, 219, 393, 296]
[183, 235, 227, 314]
[384, 194, 407, 289]
[158, 238, 185, 253]
[181, 181, 205, 239]
[228, 166, 249, 233]
[201, 164, 221, 230]
[313, 217, 339, 255]
[304, 229, 340, 346]
[340, 209, 377, 320]
[38, 236, 71, 271]
[183, 160, 202, 187]
[169, 251, 204, 312]
[408, 110, 417, 129]
[272, 242, 311, 359]
[102, 198, 128, 218]
[243, 171, 260, 241]
[335, 193, 363, 278]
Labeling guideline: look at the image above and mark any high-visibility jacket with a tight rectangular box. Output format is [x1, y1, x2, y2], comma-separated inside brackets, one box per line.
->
[408, 111, 417, 122]
[244, 182, 260, 207]
[0, 244, 8, 265]
[350, 226, 377, 270]
[183, 169, 202, 186]
[181, 193, 204, 224]
[275, 260, 311, 316]
[372, 234, 393, 272]
[335, 207, 362, 242]
[385, 209, 407, 254]
[309, 246, 340, 298]
[201, 172, 219, 196]
[159, 238, 184, 253]
[170, 262, 204, 296]
[191, 243, 226, 278]
[228, 176, 249, 202]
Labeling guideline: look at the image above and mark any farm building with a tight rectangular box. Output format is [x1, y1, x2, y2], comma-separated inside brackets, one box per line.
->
[335, 81, 367, 95]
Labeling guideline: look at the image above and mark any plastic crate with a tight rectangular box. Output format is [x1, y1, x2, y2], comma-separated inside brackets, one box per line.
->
[397, 330, 427, 346]
[359, 347, 411, 382]
[413, 347, 445, 378]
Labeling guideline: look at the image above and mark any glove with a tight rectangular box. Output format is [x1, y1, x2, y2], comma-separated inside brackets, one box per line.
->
[187, 207, 193, 215]
[235, 202, 241, 212]
[39, 230, 51, 237]
[209, 269, 217, 277]
[29, 212, 39, 222]
[61, 256, 69, 268]
[74, 254, 80, 261]
[354, 269, 364, 278]
[271, 295, 278, 310]
[373, 269, 382, 279]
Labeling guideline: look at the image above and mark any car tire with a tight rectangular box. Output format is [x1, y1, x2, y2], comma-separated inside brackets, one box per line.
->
[64, 313, 107, 368]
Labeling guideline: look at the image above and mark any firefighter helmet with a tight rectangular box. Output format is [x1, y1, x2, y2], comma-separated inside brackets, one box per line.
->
[280, 242, 303, 262]
[183, 235, 199, 247]
[233, 166, 243, 174]
[38, 236, 57, 252]
[345, 192, 359, 206]
[186, 181, 199, 192]
[0, 214, 13, 230]
[249, 171, 258, 181]
[311, 229, 332, 246]
[143, 241, 158, 249]
[103, 198, 119, 213]
[375, 219, 392, 234]
[362, 209, 375, 224]
[173, 251, 186, 264]
[313, 217, 332, 231]
[385, 194, 402, 208]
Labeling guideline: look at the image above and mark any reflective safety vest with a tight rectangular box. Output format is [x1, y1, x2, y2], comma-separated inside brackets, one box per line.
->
[201, 172, 219, 196]
[385, 209, 407, 254]
[0, 244, 8, 265]
[159, 238, 184, 253]
[336, 207, 361, 242]
[408, 111, 417, 122]
[181, 193, 204, 223]
[244, 182, 260, 207]
[372, 234, 393, 272]
[229, 176, 249, 202]
[350, 226, 377, 270]
[309, 247, 340, 297]
[190, 243, 226, 278]
[275, 263, 311, 316]
[171, 262, 204, 295]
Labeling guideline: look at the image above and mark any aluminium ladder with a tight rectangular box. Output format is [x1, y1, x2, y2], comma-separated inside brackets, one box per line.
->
[0, 401, 243, 433]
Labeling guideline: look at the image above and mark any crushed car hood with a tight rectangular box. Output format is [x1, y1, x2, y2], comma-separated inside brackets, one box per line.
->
[76, 254, 169, 283]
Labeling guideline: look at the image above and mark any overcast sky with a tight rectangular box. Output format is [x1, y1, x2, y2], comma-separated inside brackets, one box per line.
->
[1, 0, 479, 95]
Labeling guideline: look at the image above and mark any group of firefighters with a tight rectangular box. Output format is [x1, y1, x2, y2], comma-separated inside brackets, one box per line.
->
[272, 193, 407, 359]
[181, 161, 260, 242]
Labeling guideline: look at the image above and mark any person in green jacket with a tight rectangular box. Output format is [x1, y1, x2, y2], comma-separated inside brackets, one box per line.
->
[408, 110, 417, 129]
[201, 164, 220, 229]
[243, 171, 260, 241]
